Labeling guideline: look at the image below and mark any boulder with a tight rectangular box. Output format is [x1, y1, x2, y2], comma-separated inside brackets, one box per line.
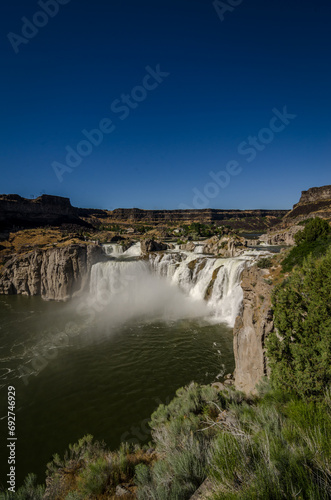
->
[140, 239, 169, 253]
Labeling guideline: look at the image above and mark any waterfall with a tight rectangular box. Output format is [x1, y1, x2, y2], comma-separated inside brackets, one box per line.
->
[102, 242, 142, 258]
[91, 247, 254, 327]
[123, 242, 142, 257]
[148, 252, 247, 326]
[89, 258, 208, 322]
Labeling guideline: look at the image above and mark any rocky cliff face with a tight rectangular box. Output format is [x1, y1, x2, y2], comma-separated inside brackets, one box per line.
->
[259, 225, 302, 246]
[233, 265, 274, 394]
[298, 185, 331, 204]
[0, 194, 90, 230]
[201, 235, 247, 257]
[283, 185, 331, 223]
[258, 184, 331, 246]
[0, 244, 105, 300]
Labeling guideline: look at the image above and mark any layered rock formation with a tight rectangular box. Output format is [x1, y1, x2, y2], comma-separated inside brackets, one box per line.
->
[0, 194, 90, 230]
[283, 185, 331, 223]
[109, 207, 287, 227]
[233, 265, 274, 394]
[0, 193, 288, 232]
[260, 185, 331, 245]
[0, 244, 105, 300]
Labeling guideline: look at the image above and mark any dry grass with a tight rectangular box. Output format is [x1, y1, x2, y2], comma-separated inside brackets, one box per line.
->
[0, 228, 93, 258]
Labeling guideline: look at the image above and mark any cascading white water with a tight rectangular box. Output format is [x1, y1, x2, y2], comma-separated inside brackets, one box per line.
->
[90, 258, 208, 322]
[123, 242, 142, 257]
[207, 259, 246, 326]
[91, 245, 256, 327]
[148, 253, 247, 326]
[102, 242, 142, 257]
[193, 243, 204, 254]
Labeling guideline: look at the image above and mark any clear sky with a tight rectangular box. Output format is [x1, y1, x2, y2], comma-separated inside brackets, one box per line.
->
[0, 0, 330, 210]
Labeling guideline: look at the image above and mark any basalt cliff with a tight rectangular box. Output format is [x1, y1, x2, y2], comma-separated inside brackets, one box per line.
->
[0, 244, 105, 301]
[233, 265, 274, 393]
[260, 184, 331, 245]
[0, 193, 287, 232]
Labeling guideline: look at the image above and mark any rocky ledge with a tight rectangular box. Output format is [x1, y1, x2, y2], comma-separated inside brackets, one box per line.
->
[0, 244, 105, 301]
[180, 235, 247, 257]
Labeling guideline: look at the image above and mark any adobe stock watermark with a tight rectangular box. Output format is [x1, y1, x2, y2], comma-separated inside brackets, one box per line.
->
[7, 0, 71, 54]
[52, 64, 170, 183]
[213, 0, 244, 22]
[180, 106, 296, 209]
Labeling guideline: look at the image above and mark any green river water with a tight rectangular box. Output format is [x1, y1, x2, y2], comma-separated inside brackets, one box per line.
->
[0, 295, 234, 487]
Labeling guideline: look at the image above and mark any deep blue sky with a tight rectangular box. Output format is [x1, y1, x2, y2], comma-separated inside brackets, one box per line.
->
[0, 0, 330, 210]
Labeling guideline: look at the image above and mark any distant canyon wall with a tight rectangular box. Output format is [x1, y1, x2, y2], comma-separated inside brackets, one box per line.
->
[0, 194, 89, 231]
[109, 208, 288, 225]
[0, 193, 288, 231]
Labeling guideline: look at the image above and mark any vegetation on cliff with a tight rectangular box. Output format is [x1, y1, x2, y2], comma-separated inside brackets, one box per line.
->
[267, 249, 331, 400]
[281, 217, 331, 272]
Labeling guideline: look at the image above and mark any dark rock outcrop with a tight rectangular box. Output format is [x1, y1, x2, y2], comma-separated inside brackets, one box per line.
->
[140, 239, 169, 253]
[0, 194, 91, 230]
[0, 244, 105, 300]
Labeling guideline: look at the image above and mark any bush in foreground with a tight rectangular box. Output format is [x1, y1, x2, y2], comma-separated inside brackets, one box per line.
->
[209, 386, 331, 499]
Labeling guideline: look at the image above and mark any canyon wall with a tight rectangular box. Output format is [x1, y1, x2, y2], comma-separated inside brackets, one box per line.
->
[0, 193, 288, 231]
[0, 194, 90, 230]
[259, 185, 331, 246]
[0, 244, 105, 300]
[233, 265, 274, 394]
[109, 207, 288, 226]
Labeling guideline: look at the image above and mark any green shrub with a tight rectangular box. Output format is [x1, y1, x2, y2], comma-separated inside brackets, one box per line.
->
[0, 474, 44, 500]
[136, 383, 222, 499]
[209, 389, 331, 499]
[267, 249, 331, 400]
[282, 218, 331, 272]
[294, 217, 330, 245]
[65, 492, 81, 500]
[76, 457, 110, 497]
[256, 257, 273, 269]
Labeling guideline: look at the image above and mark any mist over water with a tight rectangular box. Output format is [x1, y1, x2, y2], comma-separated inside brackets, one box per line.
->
[89, 259, 209, 327]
